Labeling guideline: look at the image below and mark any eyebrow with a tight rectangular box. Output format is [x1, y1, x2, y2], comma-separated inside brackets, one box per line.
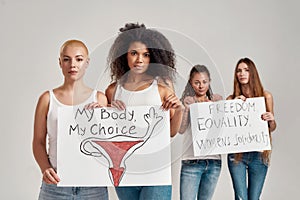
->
[62, 55, 84, 58]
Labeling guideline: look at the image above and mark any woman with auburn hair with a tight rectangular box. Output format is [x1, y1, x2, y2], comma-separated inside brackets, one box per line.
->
[227, 57, 276, 200]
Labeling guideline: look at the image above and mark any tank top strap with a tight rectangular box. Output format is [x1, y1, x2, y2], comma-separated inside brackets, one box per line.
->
[113, 81, 122, 101]
[152, 76, 160, 86]
[49, 90, 54, 98]
[48, 90, 54, 111]
[91, 90, 97, 102]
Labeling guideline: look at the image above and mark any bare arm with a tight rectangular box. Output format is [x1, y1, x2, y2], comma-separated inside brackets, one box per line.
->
[32, 91, 60, 184]
[96, 91, 108, 107]
[178, 107, 190, 134]
[105, 82, 117, 105]
[105, 82, 126, 110]
[263, 91, 277, 132]
[159, 85, 184, 137]
[178, 96, 195, 134]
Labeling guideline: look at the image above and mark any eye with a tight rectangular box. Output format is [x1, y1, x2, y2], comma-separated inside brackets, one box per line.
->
[193, 81, 200, 86]
[129, 51, 137, 56]
[76, 58, 84, 62]
[144, 52, 150, 57]
[63, 57, 70, 62]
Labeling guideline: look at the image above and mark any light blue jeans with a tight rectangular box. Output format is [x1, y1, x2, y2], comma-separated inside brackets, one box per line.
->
[38, 182, 108, 200]
[180, 159, 221, 200]
[227, 152, 268, 200]
[115, 185, 172, 200]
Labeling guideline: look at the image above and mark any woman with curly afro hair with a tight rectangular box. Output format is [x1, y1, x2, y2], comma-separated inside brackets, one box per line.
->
[105, 22, 183, 200]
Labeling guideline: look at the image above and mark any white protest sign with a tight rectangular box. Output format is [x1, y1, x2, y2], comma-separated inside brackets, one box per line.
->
[57, 105, 171, 187]
[190, 97, 271, 156]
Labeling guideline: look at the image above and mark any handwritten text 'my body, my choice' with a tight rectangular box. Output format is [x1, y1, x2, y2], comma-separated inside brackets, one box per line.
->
[69, 108, 136, 136]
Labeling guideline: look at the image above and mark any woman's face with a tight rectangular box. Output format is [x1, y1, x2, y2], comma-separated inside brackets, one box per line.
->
[236, 62, 250, 85]
[127, 41, 150, 75]
[59, 45, 89, 81]
[190, 72, 210, 97]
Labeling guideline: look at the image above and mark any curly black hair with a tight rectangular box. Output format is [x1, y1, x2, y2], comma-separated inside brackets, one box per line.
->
[107, 22, 176, 84]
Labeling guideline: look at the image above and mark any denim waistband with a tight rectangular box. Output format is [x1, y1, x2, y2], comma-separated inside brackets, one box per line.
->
[182, 159, 221, 164]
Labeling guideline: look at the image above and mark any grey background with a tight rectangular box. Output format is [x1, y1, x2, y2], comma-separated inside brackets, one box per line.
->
[1, 0, 299, 199]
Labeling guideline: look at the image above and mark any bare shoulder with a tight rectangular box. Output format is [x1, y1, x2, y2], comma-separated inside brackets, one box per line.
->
[212, 94, 223, 101]
[226, 95, 234, 100]
[157, 77, 174, 91]
[264, 90, 273, 99]
[263, 90, 274, 104]
[38, 91, 50, 105]
[35, 91, 50, 115]
[96, 90, 106, 97]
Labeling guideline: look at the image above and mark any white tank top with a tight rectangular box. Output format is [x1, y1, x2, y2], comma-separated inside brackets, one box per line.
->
[47, 90, 97, 169]
[114, 79, 162, 106]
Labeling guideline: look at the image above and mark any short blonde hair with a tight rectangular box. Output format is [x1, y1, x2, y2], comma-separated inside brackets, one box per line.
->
[59, 39, 89, 57]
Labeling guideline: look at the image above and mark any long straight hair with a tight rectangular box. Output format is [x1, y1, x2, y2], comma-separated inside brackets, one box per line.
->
[232, 57, 271, 164]
[232, 57, 264, 98]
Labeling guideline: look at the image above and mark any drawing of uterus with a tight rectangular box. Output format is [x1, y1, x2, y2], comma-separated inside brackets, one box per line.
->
[80, 107, 163, 186]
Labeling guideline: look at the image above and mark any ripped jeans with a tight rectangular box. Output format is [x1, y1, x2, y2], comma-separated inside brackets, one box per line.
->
[227, 152, 268, 200]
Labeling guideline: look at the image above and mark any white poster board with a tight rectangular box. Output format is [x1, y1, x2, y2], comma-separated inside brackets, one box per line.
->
[57, 105, 171, 187]
[190, 97, 271, 156]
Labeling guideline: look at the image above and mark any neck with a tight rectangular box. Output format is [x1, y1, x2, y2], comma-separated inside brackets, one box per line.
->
[62, 79, 87, 92]
[240, 84, 252, 97]
[127, 72, 151, 83]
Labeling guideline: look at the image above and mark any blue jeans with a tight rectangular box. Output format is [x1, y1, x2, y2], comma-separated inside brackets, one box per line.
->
[180, 159, 221, 200]
[227, 152, 268, 200]
[115, 185, 172, 200]
[38, 182, 108, 200]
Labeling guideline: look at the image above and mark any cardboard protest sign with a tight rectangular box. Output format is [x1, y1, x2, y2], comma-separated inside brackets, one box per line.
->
[190, 97, 271, 156]
[57, 106, 171, 186]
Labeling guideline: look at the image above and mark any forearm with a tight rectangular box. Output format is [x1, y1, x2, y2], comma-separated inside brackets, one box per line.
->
[178, 106, 190, 134]
[170, 106, 184, 137]
[33, 142, 52, 173]
[268, 120, 277, 132]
